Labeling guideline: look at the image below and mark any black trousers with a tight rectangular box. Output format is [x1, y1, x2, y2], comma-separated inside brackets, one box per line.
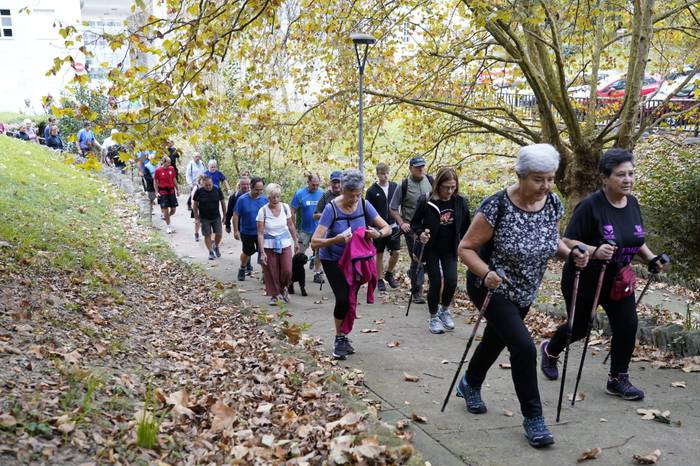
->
[424, 250, 458, 315]
[465, 277, 542, 419]
[322, 260, 359, 321]
[548, 267, 638, 376]
[405, 234, 425, 293]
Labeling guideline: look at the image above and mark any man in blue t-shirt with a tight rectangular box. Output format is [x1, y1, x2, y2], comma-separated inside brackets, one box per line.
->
[77, 121, 98, 155]
[233, 177, 267, 281]
[291, 174, 323, 276]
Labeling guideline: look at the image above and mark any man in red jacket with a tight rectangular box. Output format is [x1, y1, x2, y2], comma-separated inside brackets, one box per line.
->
[154, 156, 179, 234]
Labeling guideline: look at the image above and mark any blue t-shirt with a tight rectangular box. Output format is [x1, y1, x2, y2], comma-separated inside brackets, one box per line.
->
[291, 187, 323, 233]
[207, 170, 226, 188]
[318, 199, 378, 261]
[234, 193, 268, 236]
[77, 128, 95, 149]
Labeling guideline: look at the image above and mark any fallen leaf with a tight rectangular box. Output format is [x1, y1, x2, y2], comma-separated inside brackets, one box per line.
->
[568, 392, 586, 402]
[403, 372, 420, 383]
[63, 350, 81, 364]
[600, 418, 608, 422]
[498, 362, 511, 369]
[56, 414, 75, 433]
[577, 447, 602, 462]
[410, 412, 427, 423]
[0, 414, 17, 427]
[325, 411, 363, 431]
[633, 449, 661, 464]
[261, 434, 274, 447]
[210, 400, 236, 432]
[387, 341, 400, 348]
[165, 390, 195, 418]
[502, 409, 514, 417]
[361, 328, 380, 333]
[395, 419, 409, 430]
[681, 363, 700, 373]
[671, 381, 686, 388]
[441, 359, 449, 364]
[373, 319, 385, 324]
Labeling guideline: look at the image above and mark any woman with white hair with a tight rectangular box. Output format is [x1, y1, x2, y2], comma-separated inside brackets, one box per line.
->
[456, 144, 589, 448]
[311, 169, 392, 360]
[257, 183, 300, 306]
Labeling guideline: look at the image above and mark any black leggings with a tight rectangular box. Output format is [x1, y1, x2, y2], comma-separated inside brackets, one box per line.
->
[424, 250, 458, 315]
[465, 277, 542, 418]
[322, 260, 359, 321]
[548, 268, 637, 376]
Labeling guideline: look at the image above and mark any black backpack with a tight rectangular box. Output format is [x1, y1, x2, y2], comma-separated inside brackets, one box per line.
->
[400, 174, 434, 204]
[328, 198, 372, 231]
[142, 166, 155, 193]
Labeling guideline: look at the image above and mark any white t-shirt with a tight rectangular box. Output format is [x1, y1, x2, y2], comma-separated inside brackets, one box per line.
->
[256, 203, 293, 249]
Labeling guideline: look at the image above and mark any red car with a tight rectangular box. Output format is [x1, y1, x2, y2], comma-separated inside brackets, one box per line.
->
[596, 76, 661, 99]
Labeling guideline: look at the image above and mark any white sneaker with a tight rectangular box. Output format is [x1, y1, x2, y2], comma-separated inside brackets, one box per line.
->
[166, 226, 173, 234]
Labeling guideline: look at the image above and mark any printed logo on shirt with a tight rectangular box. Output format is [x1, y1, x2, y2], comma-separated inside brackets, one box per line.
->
[305, 200, 318, 206]
[633, 224, 645, 238]
[602, 224, 616, 241]
[440, 209, 454, 226]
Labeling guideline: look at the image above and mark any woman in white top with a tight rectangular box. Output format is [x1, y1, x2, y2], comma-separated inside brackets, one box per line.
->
[257, 183, 300, 305]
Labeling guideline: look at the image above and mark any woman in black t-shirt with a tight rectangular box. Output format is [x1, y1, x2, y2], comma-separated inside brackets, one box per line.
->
[541, 148, 669, 402]
[411, 167, 470, 335]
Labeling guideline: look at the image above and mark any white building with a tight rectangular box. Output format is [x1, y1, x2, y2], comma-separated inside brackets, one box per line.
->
[0, 0, 133, 113]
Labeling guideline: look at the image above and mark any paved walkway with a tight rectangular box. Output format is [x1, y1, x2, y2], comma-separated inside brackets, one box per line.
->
[155, 196, 699, 466]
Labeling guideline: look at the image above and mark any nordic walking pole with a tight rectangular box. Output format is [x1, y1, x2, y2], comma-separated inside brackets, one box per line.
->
[602, 253, 670, 364]
[571, 242, 615, 407]
[556, 245, 588, 422]
[440, 268, 507, 412]
[405, 229, 429, 317]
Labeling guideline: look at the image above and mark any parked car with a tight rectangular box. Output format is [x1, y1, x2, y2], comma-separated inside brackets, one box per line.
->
[596, 75, 661, 99]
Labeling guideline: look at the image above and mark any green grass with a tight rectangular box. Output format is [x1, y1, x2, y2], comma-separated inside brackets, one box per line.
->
[0, 111, 44, 124]
[0, 137, 136, 273]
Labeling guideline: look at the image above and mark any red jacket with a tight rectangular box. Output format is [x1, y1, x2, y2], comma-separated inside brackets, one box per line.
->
[338, 227, 378, 334]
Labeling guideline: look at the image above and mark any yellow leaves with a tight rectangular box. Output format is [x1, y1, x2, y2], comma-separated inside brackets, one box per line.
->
[76, 155, 103, 172]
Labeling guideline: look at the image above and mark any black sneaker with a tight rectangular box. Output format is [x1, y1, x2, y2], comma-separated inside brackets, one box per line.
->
[213, 245, 221, 258]
[606, 373, 644, 400]
[523, 415, 555, 448]
[384, 271, 398, 288]
[540, 340, 559, 380]
[341, 335, 355, 354]
[377, 279, 387, 292]
[313, 272, 325, 284]
[412, 292, 426, 304]
[456, 374, 487, 414]
[333, 335, 348, 360]
[246, 262, 253, 276]
[237, 267, 246, 281]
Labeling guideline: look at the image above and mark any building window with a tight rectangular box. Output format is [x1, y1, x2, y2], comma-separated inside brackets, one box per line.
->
[1, 9, 13, 38]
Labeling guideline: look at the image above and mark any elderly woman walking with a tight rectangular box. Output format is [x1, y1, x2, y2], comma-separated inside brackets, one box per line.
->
[257, 183, 300, 306]
[411, 166, 471, 334]
[311, 169, 392, 360]
[540, 148, 670, 401]
[457, 144, 588, 448]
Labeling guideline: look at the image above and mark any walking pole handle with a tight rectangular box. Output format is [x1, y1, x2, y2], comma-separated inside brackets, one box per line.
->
[648, 253, 670, 273]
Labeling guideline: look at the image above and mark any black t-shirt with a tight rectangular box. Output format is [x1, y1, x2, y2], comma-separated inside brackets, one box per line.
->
[563, 189, 645, 278]
[433, 197, 456, 254]
[193, 187, 224, 219]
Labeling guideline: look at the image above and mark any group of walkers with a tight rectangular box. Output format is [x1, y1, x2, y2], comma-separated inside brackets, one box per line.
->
[142, 143, 669, 450]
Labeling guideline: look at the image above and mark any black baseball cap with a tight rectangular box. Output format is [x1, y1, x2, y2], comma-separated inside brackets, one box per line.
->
[330, 170, 342, 181]
[409, 156, 426, 167]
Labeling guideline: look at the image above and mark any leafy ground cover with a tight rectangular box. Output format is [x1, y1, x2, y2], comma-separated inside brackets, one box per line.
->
[0, 138, 418, 465]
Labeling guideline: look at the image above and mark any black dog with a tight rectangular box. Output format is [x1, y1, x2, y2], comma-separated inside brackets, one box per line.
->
[289, 252, 308, 296]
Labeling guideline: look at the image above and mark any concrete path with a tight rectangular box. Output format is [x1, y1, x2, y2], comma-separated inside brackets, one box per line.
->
[154, 196, 699, 466]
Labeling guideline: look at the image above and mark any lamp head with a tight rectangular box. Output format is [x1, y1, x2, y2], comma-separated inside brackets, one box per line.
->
[350, 33, 376, 45]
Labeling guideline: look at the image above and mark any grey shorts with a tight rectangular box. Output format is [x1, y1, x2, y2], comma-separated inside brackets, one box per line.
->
[298, 231, 314, 253]
[201, 217, 222, 236]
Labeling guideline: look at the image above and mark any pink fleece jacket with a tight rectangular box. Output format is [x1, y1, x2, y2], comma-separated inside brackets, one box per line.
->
[338, 227, 378, 334]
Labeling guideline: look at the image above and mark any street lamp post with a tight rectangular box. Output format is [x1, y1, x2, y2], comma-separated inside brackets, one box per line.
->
[351, 32, 376, 173]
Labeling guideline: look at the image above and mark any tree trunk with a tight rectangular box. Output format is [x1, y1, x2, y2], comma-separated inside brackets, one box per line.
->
[560, 143, 603, 212]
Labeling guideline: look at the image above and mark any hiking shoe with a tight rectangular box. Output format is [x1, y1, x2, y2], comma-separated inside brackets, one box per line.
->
[377, 279, 387, 292]
[384, 271, 398, 288]
[341, 335, 355, 355]
[213, 245, 221, 258]
[309, 254, 315, 270]
[194, 233, 200, 242]
[313, 272, 325, 284]
[456, 375, 487, 414]
[428, 315, 445, 334]
[208, 250, 216, 260]
[606, 373, 644, 401]
[522, 415, 555, 448]
[412, 292, 426, 304]
[333, 335, 348, 360]
[540, 340, 559, 380]
[166, 226, 173, 234]
[437, 305, 455, 330]
[237, 267, 246, 281]
[269, 297, 278, 306]
[246, 262, 253, 275]
[281, 291, 290, 304]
